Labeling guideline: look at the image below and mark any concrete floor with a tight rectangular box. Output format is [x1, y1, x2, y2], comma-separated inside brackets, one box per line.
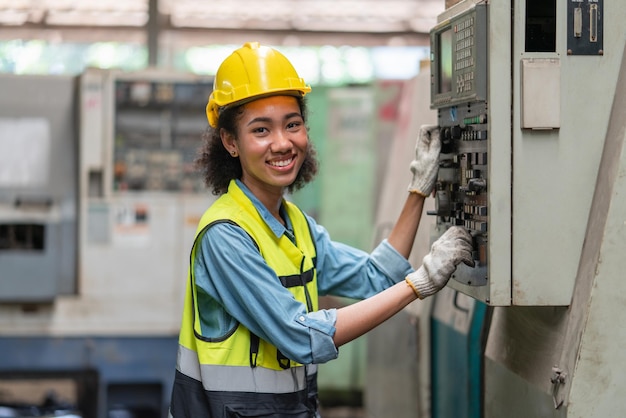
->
[319, 406, 366, 418]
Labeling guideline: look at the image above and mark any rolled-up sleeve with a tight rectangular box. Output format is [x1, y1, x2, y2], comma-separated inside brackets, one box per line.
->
[295, 309, 339, 364]
[370, 239, 416, 282]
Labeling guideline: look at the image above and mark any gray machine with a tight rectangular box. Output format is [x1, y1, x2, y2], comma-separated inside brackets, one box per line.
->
[427, 0, 626, 416]
[0, 74, 77, 301]
[0, 69, 214, 417]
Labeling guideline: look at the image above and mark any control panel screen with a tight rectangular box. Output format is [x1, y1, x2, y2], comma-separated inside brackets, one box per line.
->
[438, 28, 453, 94]
[430, 3, 487, 109]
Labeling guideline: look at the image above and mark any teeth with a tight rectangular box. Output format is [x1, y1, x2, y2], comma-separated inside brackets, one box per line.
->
[270, 158, 293, 167]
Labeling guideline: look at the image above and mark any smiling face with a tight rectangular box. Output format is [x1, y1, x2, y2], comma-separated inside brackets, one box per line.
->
[220, 95, 309, 208]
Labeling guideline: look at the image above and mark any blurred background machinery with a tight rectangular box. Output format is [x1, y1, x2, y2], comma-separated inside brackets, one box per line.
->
[0, 69, 214, 417]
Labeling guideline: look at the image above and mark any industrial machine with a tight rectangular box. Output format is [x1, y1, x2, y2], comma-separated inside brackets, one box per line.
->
[425, 0, 626, 417]
[0, 69, 214, 417]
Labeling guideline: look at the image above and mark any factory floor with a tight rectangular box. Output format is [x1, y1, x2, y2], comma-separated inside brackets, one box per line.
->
[319, 406, 365, 418]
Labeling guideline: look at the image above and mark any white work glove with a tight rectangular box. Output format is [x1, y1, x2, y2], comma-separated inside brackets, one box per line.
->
[408, 125, 442, 197]
[406, 226, 475, 299]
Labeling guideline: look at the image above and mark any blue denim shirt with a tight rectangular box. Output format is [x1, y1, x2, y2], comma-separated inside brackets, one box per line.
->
[193, 180, 414, 365]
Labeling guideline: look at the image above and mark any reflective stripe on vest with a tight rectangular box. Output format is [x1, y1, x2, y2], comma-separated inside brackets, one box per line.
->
[177, 344, 318, 393]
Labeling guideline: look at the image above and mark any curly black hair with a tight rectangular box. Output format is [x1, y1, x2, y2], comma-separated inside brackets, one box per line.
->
[195, 96, 319, 196]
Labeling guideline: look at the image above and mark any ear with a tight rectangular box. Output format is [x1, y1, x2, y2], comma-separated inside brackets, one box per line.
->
[220, 128, 237, 155]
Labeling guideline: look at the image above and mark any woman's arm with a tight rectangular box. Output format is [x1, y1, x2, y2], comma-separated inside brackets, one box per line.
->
[386, 192, 426, 258]
[387, 125, 441, 258]
[333, 280, 417, 346]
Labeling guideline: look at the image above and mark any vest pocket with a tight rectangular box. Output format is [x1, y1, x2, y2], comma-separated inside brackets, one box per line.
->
[224, 403, 311, 417]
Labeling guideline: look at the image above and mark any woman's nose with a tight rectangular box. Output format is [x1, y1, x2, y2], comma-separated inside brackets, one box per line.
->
[270, 130, 292, 153]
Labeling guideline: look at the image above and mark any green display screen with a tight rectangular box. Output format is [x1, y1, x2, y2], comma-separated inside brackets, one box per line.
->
[438, 28, 453, 94]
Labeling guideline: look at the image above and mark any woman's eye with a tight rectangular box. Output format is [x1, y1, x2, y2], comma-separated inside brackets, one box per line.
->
[252, 126, 269, 134]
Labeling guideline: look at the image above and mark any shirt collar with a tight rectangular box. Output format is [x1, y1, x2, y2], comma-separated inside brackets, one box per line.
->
[235, 179, 292, 239]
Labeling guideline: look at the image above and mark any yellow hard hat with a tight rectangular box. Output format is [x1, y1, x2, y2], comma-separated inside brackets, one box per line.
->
[206, 42, 311, 127]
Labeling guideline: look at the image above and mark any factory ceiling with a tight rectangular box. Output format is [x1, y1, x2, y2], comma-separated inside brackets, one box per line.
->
[0, 0, 444, 46]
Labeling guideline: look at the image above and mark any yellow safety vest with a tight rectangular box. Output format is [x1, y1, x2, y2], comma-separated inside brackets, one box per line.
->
[171, 180, 319, 417]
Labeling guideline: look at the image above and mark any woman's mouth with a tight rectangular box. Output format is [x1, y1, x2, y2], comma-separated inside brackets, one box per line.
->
[269, 157, 294, 168]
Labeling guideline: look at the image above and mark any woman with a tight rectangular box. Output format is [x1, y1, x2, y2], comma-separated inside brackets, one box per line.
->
[169, 42, 474, 417]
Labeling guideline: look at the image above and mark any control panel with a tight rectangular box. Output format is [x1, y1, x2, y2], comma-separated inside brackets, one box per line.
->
[436, 109, 488, 287]
[113, 78, 212, 193]
[430, 2, 489, 288]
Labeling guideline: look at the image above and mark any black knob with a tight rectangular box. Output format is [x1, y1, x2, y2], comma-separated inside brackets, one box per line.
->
[467, 178, 487, 192]
[450, 125, 462, 139]
[441, 127, 454, 154]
